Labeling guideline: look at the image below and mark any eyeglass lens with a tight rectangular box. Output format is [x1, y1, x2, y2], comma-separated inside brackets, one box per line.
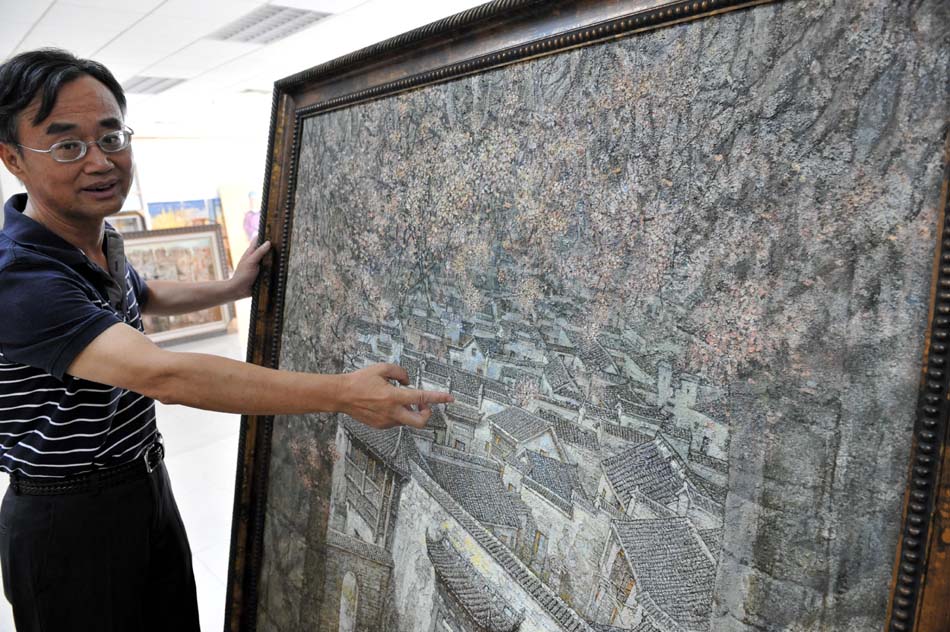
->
[51, 130, 131, 162]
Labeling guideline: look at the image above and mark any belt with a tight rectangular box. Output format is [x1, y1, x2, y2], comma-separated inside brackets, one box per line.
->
[9, 437, 165, 496]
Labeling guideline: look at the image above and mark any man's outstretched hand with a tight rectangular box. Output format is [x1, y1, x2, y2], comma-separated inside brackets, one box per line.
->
[338, 363, 454, 430]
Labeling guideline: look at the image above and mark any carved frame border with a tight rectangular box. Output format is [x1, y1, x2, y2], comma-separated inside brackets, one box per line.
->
[224, 1, 950, 630]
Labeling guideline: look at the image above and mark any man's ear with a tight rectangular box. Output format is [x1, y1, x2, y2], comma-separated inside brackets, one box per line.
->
[0, 143, 26, 181]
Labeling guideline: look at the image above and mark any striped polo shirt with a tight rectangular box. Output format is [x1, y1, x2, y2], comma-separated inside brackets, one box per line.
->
[0, 194, 157, 479]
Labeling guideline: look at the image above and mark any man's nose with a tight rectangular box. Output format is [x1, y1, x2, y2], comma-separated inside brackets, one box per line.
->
[82, 143, 114, 171]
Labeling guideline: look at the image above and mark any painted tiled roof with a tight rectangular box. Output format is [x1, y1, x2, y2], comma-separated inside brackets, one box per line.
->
[508, 449, 588, 505]
[613, 517, 716, 631]
[452, 391, 480, 408]
[688, 448, 729, 475]
[544, 355, 575, 392]
[450, 368, 482, 397]
[430, 443, 501, 471]
[424, 318, 445, 337]
[500, 365, 541, 385]
[660, 418, 692, 441]
[603, 382, 648, 409]
[697, 528, 723, 561]
[686, 468, 727, 505]
[600, 422, 654, 446]
[427, 359, 451, 377]
[402, 347, 424, 361]
[426, 534, 524, 632]
[625, 350, 662, 380]
[488, 407, 552, 443]
[602, 439, 683, 506]
[341, 416, 430, 479]
[549, 416, 599, 451]
[446, 401, 481, 424]
[567, 331, 616, 372]
[426, 456, 522, 528]
[474, 335, 503, 356]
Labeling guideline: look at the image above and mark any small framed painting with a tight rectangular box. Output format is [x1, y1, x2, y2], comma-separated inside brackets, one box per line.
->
[108, 210, 147, 234]
[123, 224, 234, 346]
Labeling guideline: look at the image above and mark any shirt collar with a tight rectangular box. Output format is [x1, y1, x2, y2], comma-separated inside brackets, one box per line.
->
[3, 193, 93, 265]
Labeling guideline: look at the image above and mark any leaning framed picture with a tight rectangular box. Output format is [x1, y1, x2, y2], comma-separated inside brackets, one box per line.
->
[124, 224, 234, 346]
[226, 1, 950, 631]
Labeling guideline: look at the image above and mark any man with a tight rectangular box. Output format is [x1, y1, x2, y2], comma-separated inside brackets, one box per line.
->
[0, 49, 451, 631]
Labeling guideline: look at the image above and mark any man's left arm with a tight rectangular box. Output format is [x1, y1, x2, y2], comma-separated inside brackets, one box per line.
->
[142, 237, 271, 316]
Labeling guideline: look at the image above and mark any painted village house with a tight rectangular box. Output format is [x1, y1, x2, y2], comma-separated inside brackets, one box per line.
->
[588, 517, 718, 632]
[323, 273, 732, 631]
[325, 416, 602, 631]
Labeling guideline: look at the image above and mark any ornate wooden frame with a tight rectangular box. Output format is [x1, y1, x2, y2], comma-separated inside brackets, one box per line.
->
[224, 1, 950, 630]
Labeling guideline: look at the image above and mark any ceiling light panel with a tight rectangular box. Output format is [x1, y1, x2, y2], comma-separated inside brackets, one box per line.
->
[122, 75, 187, 95]
[210, 5, 328, 45]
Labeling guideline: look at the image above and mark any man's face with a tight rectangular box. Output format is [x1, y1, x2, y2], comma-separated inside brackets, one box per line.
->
[0, 74, 133, 220]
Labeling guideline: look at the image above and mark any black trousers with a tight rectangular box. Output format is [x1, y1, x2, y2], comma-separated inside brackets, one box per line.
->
[0, 463, 200, 631]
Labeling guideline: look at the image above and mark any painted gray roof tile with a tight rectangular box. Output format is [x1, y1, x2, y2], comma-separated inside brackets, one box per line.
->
[426, 533, 524, 632]
[613, 517, 715, 631]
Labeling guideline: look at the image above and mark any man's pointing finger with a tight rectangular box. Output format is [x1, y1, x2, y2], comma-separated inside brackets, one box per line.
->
[400, 388, 453, 406]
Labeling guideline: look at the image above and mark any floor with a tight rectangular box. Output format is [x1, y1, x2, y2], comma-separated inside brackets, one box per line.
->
[0, 331, 246, 632]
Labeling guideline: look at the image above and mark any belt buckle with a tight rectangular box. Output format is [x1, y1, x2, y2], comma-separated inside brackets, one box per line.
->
[142, 438, 163, 474]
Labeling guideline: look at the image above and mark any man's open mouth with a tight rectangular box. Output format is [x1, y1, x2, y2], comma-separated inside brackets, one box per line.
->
[83, 182, 118, 193]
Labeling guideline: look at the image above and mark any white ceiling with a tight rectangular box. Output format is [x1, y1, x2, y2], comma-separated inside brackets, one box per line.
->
[0, 0, 486, 136]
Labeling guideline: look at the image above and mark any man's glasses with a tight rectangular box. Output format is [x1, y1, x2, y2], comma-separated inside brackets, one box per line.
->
[18, 127, 134, 163]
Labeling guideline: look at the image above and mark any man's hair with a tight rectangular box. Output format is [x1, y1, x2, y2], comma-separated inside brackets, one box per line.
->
[0, 48, 126, 146]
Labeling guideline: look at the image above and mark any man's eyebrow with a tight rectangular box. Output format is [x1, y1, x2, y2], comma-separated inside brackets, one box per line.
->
[45, 122, 77, 135]
[42, 118, 123, 135]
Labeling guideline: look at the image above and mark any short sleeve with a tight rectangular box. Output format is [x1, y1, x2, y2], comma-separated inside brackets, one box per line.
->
[0, 263, 122, 380]
[127, 262, 149, 311]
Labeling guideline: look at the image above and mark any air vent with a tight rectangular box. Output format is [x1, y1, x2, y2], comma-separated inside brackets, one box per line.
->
[122, 76, 187, 95]
[210, 5, 328, 45]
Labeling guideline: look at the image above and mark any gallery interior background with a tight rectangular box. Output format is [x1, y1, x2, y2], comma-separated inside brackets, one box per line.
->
[0, 2, 487, 630]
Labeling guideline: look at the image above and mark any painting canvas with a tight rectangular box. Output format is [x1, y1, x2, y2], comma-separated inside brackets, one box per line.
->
[147, 197, 223, 229]
[227, 1, 950, 631]
[124, 225, 233, 345]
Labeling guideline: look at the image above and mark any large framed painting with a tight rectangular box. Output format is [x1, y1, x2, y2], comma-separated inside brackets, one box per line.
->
[226, 1, 950, 631]
[124, 224, 234, 345]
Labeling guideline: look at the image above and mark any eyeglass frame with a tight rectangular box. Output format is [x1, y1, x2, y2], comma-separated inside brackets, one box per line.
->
[16, 126, 135, 164]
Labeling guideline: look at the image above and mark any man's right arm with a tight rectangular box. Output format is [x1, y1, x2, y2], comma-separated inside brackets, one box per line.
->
[68, 322, 450, 429]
